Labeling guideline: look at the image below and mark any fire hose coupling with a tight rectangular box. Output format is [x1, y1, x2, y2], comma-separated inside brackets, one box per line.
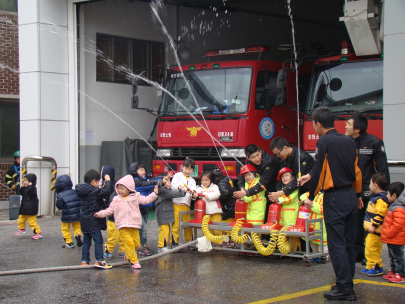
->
[201, 215, 229, 244]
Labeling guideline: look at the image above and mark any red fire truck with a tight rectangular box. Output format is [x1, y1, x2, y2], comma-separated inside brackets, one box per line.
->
[152, 46, 312, 179]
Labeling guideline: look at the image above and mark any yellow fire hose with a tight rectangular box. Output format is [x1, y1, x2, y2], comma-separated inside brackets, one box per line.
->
[251, 223, 279, 256]
[201, 215, 229, 244]
[230, 218, 250, 244]
[277, 225, 292, 254]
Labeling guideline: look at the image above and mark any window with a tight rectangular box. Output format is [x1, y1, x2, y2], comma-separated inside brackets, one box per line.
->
[96, 34, 165, 84]
[0, 101, 19, 159]
[255, 70, 278, 110]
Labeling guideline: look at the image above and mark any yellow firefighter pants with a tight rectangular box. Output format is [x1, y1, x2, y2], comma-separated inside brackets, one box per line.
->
[172, 204, 192, 244]
[209, 213, 223, 236]
[365, 233, 383, 269]
[61, 221, 81, 244]
[120, 227, 140, 264]
[158, 224, 171, 248]
[105, 220, 125, 254]
[221, 217, 234, 235]
[18, 215, 41, 234]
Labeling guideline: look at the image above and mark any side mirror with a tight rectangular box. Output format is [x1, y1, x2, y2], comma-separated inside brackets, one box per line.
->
[275, 91, 285, 107]
[277, 69, 287, 89]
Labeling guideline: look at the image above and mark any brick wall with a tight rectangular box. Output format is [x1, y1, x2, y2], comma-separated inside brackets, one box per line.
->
[0, 11, 19, 96]
[0, 163, 15, 201]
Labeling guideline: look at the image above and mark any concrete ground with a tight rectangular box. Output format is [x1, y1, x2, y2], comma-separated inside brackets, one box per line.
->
[0, 216, 404, 303]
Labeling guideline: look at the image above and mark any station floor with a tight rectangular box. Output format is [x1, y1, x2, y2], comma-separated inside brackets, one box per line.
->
[0, 216, 404, 303]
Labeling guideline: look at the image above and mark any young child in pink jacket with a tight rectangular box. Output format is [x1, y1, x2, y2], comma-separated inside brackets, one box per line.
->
[95, 175, 158, 269]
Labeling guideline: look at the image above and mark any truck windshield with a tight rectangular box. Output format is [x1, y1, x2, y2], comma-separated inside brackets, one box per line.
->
[307, 60, 383, 114]
[160, 67, 252, 116]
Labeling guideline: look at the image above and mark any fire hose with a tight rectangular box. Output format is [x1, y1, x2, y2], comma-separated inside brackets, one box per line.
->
[201, 215, 229, 244]
[277, 225, 291, 254]
[250, 223, 278, 256]
[0, 240, 197, 276]
[230, 218, 249, 244]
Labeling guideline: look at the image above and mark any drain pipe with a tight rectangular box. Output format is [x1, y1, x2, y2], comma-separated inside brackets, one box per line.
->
[0, 240, 197, 276]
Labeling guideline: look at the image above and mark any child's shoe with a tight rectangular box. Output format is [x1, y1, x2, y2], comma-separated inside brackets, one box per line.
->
[157, 247, 169, 253]
[361, 268, 370, 274]
[171, 243, 183, 253]
[367, 266, 384, 276]
[389, 273, 405, 283]
[119, 252, 125, 258]
[62, 242, 75, 248]
[75, 234, 83, 247]
[81, 261, 89, 266]
[103, 249, 114, 259]
[14, 229, 26, 236]
[310, 258, 323, 263]
[94, 260, 112, 269]
[383, 271, 395, 280]
[131, 262, 141, 269]
[137, 245, 154, 256]
[32, 233, 42, 240]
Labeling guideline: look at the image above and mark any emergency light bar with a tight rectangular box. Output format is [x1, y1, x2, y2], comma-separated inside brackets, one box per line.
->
[203, 45, 270, 57]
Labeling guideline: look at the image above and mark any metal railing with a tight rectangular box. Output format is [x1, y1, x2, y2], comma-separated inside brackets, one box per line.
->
[388, 160, 405, 167]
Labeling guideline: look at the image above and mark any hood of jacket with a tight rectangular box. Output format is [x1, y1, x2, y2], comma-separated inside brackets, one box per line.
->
[54, 174, 73, 193]
[370, 191, 389, 204]
[101, 165, 115, 181]
[128, 162, 147, 179]
[24, 173, 37, 186]
[115, 175, 136, 196]
[75, 183, 96, 198]
[391, 190, 405, 209]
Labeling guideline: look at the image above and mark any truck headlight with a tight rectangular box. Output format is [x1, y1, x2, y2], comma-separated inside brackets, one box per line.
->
[156, 149, 171, 157]
[220, 148, 246, 158]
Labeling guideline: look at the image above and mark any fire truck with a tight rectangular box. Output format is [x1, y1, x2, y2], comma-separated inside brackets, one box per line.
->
[152, 46, 312, 179]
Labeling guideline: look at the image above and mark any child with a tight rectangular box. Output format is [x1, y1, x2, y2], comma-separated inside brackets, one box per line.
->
[155, 173, 186, 252]
[239, 164, 266, 226]
[212, 167, 236, 223]
[96, 165, 116, 231]
[170, 158, 197, 246]
[129, 162, 161, 256]
[275, 167, 300, 227]
[75, 169, 112, 269]
[300, 191, 328, 262]
[361, 172, 389, 276]
[55, 174, 82, 248]
[95, 175, 158, 269]
[196, 171, 222, 235]
[14, 174, 42, 240]
[381, 181, 405, 283]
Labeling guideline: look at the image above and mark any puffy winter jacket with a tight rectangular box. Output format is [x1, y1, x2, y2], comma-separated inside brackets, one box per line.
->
[155, 186, 186, 226]
[55, 174, 81, 223]
[381, 191, 405, 245]
[18, 174, 39, 215]
[171, 172, 196, 206]
[75, 180, 111, 233]
[196, 183, 222, 215]
[364, 191, 389, 235]
[216, 176, 236, 220]
[97, 175, 158, 229]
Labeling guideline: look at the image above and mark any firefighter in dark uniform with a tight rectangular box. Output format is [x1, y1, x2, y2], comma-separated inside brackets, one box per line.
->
[345, 113, 390, 264]
[234, 144, 281, 221]
[268, 136, 314, 202]
[301, 107, 362, 301]
[5, 150, 21, 194]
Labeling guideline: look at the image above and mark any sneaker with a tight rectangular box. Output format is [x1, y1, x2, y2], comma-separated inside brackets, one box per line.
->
[118, 252, 125, 258]
[361, 268, 370, 274]
[14, 229, 26, 236]
[310, 258, 322, 263]
[367, 266, 384, 276]
[62, 242, 75, 249]
[171, 244, 183, 253]
[383, 271, 396, 280]
[389, 273, 405, 283]
[103, 249, 114, 259]
[131, 262, 142, 269]
[81, 261, 89, 266]
[75, 234, 83, 247]
[32, 233, 42, 240]
[137, 245, 154, 256]
[94, 261, 112, 269]
[188, 245, 198, 251]
[157, 247, 169, 253]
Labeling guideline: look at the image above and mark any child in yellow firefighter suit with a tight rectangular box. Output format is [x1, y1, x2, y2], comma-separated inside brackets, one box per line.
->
[239, 164, 266, 226]
[300, 191, 328, 262]
[276, 167, 300, 227]
[95, 175, 158, 269]
[361, 172, 390, 276]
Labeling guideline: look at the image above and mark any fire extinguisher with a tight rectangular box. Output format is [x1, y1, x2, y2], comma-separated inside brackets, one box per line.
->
[189, 199, 212, 224]
[260, 203, 282, 230]
[229, 199, 253, 228]
[288, 204, 312, 233]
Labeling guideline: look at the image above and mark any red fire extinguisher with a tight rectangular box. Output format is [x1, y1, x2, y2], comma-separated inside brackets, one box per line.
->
[189, 199, 212, 224]
[288, 204, 313, 233]
[229, 199, 253, 228]
[260, 203, 282, 230]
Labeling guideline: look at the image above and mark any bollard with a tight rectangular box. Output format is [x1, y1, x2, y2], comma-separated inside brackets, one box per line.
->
[9, 195, 20, 220]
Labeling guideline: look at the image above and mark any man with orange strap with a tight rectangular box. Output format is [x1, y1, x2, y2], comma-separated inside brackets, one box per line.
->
[301, 107, 362, 301]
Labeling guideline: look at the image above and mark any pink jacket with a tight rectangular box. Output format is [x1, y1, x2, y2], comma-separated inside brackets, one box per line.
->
[97, 175, 157, 230]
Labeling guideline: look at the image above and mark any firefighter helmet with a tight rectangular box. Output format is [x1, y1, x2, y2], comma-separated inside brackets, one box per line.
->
[277, 167, 293, 181]
[238, 164, 257, 176]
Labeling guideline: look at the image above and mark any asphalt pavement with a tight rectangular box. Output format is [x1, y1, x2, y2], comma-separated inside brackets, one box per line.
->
[0, 216, 404, 303]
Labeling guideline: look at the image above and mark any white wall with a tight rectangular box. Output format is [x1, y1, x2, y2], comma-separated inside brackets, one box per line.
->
[383, 0, 405, 183]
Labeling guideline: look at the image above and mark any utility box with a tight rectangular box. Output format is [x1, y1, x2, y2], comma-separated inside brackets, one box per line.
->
[9, 195, 20, 220]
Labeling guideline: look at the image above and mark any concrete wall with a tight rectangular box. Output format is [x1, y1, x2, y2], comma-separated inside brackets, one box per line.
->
[383, 0, 405, 183]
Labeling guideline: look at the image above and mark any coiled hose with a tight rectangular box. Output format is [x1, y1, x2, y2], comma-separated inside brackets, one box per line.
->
[230, 218, 249, 244]
[201, 215, 229, 244]
[277, 225, 291, 254]
[251, 224, 279, 256]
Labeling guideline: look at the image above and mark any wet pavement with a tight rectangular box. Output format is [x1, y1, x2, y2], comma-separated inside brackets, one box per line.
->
[1, 216, 404, 303]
